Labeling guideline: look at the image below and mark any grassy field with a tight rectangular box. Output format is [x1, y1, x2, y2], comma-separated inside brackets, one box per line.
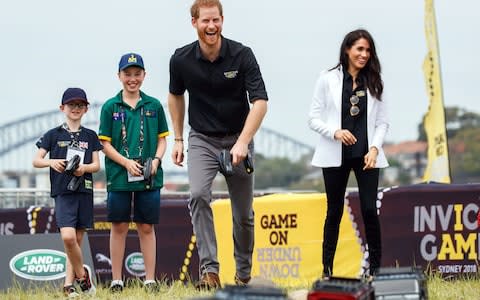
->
[0, 276, 479, 300]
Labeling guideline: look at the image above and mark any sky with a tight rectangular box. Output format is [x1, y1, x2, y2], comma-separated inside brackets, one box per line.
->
[1, 0, 478, 147]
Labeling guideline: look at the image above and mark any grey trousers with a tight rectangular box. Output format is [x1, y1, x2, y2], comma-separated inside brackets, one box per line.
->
[187, 129, 254, 279]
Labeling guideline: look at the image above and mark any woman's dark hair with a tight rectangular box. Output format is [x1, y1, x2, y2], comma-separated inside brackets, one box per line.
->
[333, 29, 383, 100]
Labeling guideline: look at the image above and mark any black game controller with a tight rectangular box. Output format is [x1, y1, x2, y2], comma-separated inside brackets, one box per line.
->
[219, 149, 254, 176]
[64, 155, 82, 191]
[143, 157, 153, 189]
[219, 150, 234, 176]
[65, 155, 80, 175]
[244, 151, 254, 174]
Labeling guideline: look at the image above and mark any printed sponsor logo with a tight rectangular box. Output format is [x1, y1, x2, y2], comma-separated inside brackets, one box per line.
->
[224, 70, 238, 79]
[95, 253, 112, 266]
[0, 222, 14, 235]
[125, 252, 145, 277]
[9, 249, 66, 280]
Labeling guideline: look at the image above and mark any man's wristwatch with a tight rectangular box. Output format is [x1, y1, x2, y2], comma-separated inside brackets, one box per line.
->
[153, 157, 162, 166]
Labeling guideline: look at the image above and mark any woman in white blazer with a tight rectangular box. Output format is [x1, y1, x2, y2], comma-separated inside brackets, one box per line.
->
[308, 29, 389, 278]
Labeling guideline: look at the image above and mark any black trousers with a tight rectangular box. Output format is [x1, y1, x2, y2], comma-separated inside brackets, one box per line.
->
[322, 157, 381, 276]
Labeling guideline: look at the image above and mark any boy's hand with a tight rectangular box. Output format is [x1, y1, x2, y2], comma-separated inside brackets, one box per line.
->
[125, 159, 143, 176]
[151, 158, 161, 175]
[73, 165, 86, 177]
[49, 159, 66, 173]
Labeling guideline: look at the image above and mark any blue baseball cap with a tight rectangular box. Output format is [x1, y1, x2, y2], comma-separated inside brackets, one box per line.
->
[118, 53, 145, 71]
[61, 88, 89, 105]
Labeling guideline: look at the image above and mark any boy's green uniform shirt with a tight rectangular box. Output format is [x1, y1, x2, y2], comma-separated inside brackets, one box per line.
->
[99, 91, 169, 191]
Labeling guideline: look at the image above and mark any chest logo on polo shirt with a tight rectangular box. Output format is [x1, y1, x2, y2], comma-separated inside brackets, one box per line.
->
[224, 70, 238, 79]
[145, 110, 156, 117]
[57, 141, 70, 147]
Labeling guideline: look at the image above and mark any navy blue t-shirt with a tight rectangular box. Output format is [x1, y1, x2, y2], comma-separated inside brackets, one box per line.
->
[35, 125, 103, 197]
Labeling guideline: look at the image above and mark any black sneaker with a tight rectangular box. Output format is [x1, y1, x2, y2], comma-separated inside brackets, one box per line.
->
[78, 264, 96, 295]
[110, 282, 124, 293]
[144, 281, 160, 293]
[63, 285, 79, 298]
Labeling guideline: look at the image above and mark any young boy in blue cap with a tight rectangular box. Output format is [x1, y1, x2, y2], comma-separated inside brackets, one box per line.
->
[33, 87, 103, 297]
[99, 53, 169, 293]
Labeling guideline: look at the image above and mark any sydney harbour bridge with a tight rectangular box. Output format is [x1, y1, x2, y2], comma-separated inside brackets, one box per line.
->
[0, 103, 314, 174]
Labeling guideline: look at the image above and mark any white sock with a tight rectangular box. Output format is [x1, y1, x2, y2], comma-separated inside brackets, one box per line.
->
[144, 279, 156, 285]
[111, 280, 124, 287]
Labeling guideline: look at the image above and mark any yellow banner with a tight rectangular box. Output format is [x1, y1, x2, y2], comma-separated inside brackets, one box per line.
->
[212, 193, 363, 286]
[422, 0, 451, 183]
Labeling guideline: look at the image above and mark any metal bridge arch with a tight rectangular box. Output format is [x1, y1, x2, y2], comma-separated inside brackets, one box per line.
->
[0, 104, 313, 172]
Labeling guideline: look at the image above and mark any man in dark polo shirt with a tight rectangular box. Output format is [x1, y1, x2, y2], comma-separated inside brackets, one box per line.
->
[168, 0, 268, 290]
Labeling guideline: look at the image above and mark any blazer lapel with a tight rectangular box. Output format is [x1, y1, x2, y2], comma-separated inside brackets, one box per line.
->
[367, 89, 375, 118]
[328, 67, 343, 112]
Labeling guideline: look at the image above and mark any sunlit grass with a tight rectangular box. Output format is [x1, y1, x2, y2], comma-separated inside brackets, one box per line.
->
[0, 275, 479, 300]
[427, 273, 480, 300]
[0, 279, 214, 300]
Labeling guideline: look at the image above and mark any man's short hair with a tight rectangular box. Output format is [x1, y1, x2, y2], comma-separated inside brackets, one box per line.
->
[190, 0, 223, 19]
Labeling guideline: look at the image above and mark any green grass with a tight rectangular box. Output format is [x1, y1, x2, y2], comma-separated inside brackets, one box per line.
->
[0, 279, 214, 300]
[0, 276, 479, 300]
[427, 275, 480, 300]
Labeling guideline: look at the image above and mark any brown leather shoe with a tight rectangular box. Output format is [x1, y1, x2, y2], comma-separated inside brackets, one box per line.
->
[195, 272, 221, 290]
[234, 274, 251, 286]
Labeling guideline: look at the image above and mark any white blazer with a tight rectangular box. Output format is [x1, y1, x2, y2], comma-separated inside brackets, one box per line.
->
[308, 67, 389, 168]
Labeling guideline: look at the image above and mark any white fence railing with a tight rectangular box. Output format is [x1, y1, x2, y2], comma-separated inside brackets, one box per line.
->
[0, 188, 108, 209]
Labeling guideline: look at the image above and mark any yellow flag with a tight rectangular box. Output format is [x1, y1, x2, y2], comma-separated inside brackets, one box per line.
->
[422, 0, 451, 183]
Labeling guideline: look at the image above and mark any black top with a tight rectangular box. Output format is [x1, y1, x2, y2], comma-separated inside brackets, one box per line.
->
[36, 125, 103, 197]
[341, 68, 368, 159]
[169, 36, 268, 135]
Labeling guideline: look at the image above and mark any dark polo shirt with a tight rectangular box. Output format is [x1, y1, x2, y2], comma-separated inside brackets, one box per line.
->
[98, 91, 169, 191]
[36, 125, 103, 197]
[169, 36, 268, 135]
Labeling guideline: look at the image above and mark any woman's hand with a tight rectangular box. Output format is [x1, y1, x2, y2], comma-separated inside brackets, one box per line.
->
[364, 147, 378, 170]
[334, 129, 357, 146]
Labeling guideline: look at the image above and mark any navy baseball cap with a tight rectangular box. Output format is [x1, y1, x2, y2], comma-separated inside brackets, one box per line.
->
[61, 88, 89, 105]
[118, 53, 145, 71]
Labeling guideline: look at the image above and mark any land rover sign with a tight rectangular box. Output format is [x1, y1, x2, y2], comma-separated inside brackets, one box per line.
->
[125, 252, 146, 277]
[9, 249, 66, 281]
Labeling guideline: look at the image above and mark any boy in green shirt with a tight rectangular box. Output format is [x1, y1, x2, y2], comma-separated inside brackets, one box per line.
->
[99, 53, 169, 292]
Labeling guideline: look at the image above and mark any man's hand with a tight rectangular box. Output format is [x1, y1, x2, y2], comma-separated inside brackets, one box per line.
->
[230, 142, 248, 166]
[171, 140, 185, 167]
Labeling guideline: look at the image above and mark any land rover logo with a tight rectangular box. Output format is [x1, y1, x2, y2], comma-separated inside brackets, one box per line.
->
[125, 252, 145, 277]
[9, 249, 66, 281]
